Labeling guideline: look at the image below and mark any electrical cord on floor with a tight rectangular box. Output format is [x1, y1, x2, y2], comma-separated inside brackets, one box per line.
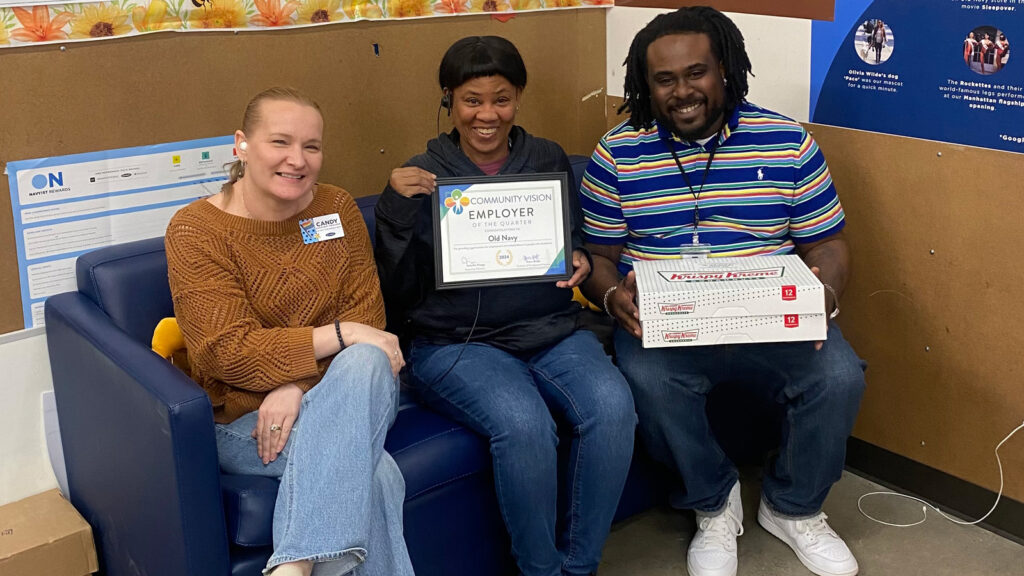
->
[857, 419, 1024, 527]
[427, 289, 481, 388]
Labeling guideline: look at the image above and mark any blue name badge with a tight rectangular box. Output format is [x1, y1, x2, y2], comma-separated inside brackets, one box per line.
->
[299, 213, 345, 244]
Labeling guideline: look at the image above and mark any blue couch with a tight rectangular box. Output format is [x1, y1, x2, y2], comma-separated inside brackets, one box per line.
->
[44, 157, 668, 576]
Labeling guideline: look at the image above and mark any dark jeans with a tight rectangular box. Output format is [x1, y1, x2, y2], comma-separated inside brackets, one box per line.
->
[410, 330, 637, 576]
[615, 322, 865, 517]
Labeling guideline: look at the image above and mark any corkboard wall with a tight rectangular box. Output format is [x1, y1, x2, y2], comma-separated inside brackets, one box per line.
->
[0, 10, 609, 334]
[807, 123, 1024, 503]
[605, 94, 1024, 500]
[612, 0, 833, 20]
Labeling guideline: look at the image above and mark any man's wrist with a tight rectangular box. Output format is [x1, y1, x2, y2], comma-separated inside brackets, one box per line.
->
[602, 284, 619, 318]
[576, 246, 594, 282]
[822, 283, 840, 319]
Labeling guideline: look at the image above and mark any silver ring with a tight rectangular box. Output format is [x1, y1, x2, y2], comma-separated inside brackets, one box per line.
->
[269, 424, 282, 432]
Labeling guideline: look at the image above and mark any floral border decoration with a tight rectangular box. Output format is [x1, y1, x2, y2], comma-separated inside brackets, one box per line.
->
[0, 0, 612, 48]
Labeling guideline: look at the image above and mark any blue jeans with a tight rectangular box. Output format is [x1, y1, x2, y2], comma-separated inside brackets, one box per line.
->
[215, 344, 415, 576]
[615, 322, 866, 518]
[409, 330, 636, 576]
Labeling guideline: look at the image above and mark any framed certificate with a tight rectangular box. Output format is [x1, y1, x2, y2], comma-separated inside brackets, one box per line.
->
[432, 172, 573, 290]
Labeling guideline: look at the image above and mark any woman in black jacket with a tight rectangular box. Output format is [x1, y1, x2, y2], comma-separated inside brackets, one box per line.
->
[374, 36, 636, 576]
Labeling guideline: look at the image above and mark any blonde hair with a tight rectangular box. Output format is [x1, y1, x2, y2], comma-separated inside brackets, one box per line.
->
[225, 87, 324, 186]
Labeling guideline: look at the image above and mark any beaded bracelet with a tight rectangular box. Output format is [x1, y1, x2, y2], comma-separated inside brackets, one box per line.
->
[334, 318, 347, 351]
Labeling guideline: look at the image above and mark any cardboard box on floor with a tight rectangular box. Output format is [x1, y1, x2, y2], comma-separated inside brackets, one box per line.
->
[0, 489, 97, 576]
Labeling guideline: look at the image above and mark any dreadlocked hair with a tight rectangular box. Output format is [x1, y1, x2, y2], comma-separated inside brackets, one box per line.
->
[619, 6, 753, 130]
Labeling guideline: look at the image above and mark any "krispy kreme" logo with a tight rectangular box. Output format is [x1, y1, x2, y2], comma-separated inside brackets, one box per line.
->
[663, 330, 699, 342]
[657, 267, 785, 283]
[658, 302, 696, 315]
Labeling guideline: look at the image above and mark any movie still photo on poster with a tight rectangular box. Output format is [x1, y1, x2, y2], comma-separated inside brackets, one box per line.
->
[855, 18, 894, 65]
[964, 25, 1010, 76]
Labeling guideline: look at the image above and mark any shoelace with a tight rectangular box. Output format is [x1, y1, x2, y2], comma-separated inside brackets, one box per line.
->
[696, 509, 744, 549]
[797, 513, 838, 546]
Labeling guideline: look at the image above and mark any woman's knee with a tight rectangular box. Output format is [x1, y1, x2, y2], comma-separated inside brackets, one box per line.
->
[584, 374, 638, 434]
[375, 452, 405, 498]
[316, 344, 397, 411]
[491, 408, 558, 456]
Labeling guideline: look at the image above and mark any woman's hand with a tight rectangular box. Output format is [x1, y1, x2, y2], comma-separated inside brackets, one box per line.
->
[557, 249, 591, 289]
[339, 322, 405, 376]
[252, 383, 304, 465]
[389, 167, 436, 198]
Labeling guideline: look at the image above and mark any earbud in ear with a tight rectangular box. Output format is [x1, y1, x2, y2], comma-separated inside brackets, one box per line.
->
[239, 141, 248, 151]
[440, 91, 452, 116]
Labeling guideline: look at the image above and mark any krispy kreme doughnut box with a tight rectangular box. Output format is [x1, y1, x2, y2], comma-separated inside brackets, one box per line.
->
[633, 255, 826, 347]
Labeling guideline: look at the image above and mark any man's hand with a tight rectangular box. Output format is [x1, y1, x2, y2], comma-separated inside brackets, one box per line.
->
[581, 242, 644, 339]
[557, 250, 591, 289]
[253, 383, 303, 465]
[608, 271, 642, 338]
[797, 233, 850, 352]
[810, 266, 826, 351]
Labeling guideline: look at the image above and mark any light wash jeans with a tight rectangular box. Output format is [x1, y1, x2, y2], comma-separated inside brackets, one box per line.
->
[409, 330, 637, 576]
[215, 344, 415, 576]
[615, 322, 866, 518]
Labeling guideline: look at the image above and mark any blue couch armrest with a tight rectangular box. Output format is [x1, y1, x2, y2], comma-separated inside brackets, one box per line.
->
[45, 291, 230, 576]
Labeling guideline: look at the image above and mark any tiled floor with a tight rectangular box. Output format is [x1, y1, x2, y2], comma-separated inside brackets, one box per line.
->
[599, 471, 1024, 576]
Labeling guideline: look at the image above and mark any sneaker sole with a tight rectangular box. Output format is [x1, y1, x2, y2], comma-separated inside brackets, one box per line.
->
[757, 507, 858, 576]
[686, 561, 737, 576]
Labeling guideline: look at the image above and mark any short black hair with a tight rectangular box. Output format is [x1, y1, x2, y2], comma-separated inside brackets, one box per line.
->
[620, 6, 752, 130]
[439, 36, 528, 92]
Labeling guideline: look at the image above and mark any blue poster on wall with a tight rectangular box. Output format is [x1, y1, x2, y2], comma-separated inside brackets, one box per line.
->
[810, 0, 1022, 154]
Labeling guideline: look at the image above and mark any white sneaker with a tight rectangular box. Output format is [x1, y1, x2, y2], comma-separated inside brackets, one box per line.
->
[686, 481, 744, 576]
[757, 500, 859, 576]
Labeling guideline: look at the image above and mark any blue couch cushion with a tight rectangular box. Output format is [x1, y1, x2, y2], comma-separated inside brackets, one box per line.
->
[76, 236, 173, 345]
[568, 154, 589, 194]
[356, 195, 378, 246]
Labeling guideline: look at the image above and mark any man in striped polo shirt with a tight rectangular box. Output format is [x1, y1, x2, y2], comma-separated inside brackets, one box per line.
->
[580, 7, 865, 576]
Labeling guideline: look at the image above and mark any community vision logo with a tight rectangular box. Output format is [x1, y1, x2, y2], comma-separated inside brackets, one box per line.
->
[444, 189, 470, 215]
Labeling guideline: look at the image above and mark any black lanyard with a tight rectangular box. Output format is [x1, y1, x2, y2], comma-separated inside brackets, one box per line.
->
[662, 134, 720, 243]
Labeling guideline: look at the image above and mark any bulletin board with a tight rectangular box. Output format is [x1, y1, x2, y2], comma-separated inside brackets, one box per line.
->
[610, 0, 834, 21]
[808, 123, 1024, 503]
[0, 8, 609, 334]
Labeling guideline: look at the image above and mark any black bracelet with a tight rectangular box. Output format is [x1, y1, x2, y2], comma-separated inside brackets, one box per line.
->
[334, 318, 346, 351]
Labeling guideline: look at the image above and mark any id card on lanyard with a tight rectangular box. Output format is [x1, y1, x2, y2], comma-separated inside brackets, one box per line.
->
[663, 135, 718, 258]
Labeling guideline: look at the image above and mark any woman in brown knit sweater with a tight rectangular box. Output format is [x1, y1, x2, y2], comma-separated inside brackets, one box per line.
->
[165, 88, 414, 576]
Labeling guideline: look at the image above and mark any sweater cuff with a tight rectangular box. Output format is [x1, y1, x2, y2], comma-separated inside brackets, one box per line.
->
[284, 326, 321, 381]
[377, 186, 424, 227]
